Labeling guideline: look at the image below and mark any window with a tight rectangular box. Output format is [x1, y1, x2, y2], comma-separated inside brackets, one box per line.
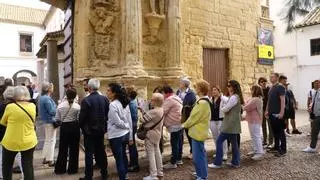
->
[311, 38, 320, 56]
[20, 34, 33, 53]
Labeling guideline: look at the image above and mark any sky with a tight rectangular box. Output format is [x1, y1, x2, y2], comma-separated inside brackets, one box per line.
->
[0, 0, 50, 10]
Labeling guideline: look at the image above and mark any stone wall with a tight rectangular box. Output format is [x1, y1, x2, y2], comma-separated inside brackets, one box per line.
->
[180, 0, 273, 93]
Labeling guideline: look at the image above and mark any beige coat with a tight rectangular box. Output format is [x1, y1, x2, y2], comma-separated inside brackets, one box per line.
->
[141, 107, 164, 144]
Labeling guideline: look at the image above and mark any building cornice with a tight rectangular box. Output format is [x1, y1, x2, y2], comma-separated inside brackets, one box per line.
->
[0, 18, 44, 28]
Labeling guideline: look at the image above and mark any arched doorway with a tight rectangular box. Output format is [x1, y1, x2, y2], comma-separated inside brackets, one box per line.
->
[12, 69, 37, 85]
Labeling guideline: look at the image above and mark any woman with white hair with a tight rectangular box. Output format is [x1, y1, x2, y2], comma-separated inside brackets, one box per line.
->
[0, 86, 37, 180]
[139, 93, 164, 180]
[39, 82, 57, 167]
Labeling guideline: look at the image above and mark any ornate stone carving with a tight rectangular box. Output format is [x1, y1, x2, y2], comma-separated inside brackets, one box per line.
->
[89, 0, 119, 64]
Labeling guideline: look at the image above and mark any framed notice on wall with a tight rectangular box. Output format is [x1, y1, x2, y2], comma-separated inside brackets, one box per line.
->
[258, 28, 274, 65]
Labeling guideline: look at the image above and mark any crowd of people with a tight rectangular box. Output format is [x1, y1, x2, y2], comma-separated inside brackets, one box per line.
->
[0, 73, 319, 180]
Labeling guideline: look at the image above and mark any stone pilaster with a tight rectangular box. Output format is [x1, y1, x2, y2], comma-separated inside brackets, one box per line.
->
[167, 0, 181, 69]
[46, 39, 60, 103]
[122, 0, 147, 76]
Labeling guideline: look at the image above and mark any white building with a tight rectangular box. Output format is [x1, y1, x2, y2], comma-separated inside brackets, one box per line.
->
[270, 1, 320, 109]
[0, 3, 47, 85]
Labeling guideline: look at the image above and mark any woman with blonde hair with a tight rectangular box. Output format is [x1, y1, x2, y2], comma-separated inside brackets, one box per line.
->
[183, 80, 211, 180]
[1, 86, 37, 180]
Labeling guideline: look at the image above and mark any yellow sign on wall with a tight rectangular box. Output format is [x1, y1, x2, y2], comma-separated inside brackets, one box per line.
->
[258, 45, 274, 59]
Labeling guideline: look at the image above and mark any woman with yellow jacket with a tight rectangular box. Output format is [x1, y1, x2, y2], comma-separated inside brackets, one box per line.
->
[182, 80, 211, 180]
[0, 86, 37, 180]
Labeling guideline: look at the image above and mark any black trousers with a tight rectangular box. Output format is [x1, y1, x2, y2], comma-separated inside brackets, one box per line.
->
[269, 115, 287, 153]
[84, 134, 108, 180]
[184, 129, 193, 154]
[54, 121, 80, 174]
[2, 147, 35, 180]
[310, 116, 320, 148]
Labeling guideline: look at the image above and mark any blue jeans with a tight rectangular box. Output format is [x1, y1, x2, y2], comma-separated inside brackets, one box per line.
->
[192, 139, 208, 179]
[109, 133, 129, 180]
[128, 126, 139, 167]
[170, 129, 183, 164]
[214, 133, 240, 166]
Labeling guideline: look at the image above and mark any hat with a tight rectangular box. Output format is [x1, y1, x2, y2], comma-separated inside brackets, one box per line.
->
[180, 77, 191, 87]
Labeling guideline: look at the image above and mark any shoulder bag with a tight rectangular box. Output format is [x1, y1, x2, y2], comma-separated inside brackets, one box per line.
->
[137, 114, 164, 140]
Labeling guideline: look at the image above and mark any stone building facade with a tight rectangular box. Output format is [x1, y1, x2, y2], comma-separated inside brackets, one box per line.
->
[42, 0, 274, 98]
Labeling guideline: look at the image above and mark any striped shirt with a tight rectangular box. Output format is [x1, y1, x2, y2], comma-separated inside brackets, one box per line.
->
[55, 101, 80, 123]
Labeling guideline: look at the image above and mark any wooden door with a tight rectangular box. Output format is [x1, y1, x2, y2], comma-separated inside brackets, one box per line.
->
[203, 48, 229, 93]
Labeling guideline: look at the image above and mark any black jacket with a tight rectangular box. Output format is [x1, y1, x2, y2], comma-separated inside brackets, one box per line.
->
[79, 91, 109, 136]
[177, 89, 197, 123]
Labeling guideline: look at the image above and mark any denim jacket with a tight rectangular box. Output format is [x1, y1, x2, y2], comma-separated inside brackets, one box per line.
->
[39, 95, 56, 123]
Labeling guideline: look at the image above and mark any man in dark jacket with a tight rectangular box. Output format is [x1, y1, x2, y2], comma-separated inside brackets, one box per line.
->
[177, 77, 197, 159]
[79, 78, 109, 180]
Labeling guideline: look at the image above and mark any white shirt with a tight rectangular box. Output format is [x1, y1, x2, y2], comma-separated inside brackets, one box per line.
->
[107, 100, 133, 140]
[55, 101, 80, 123]
[221, 95, 239, 113]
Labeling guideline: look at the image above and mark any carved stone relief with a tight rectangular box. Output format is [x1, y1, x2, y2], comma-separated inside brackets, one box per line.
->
[89, 0, 119, 66]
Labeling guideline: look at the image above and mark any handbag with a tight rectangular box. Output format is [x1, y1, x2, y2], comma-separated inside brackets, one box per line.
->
[137, 114, 164, 140]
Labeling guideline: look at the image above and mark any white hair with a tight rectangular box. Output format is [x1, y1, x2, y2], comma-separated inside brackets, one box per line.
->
[152, 93, 164, 107]
[3, 86, 14, 100]
[180, 77, 191, 87]
[42, 82, 53, 95]
[14, 86, 30, 101]
[88, 78, 100, 90]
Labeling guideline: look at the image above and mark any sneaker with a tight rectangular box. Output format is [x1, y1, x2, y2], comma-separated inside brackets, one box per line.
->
[176, 160, 183, 165]
[208, 163, 222, 169]
[223, 154, 228, 161]
[251, 154, 263, 161]
[302, 147, 317, 153]
[292, 129, 302, 134]
[285, 132, 292, 137]
[143, 175, 158, 180]
[163, 163, 177, 169]
[247, 151, 255, 156]
[191, 172, 197, 178]
[226, 162, 240, 168]
[212, 154, 216, 158]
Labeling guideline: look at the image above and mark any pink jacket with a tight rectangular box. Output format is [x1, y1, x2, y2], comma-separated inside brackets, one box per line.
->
[243, 97, 263, 124]
[163, 95, 183, 128]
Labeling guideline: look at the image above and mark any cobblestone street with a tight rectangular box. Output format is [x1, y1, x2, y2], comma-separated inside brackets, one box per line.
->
[13, 110, 320, 180]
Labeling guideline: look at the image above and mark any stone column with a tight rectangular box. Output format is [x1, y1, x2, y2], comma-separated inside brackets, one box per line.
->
[47, 39, 60, 103]
[122, 0, 147, 76]
[167, 0, 181, 68]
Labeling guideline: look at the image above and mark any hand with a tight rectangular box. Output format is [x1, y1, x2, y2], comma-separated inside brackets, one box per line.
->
[308, 105, 312, 113]
[129, 140, 134, 146]
[279, 112, 284, 119]
[265, 111, 269, 119]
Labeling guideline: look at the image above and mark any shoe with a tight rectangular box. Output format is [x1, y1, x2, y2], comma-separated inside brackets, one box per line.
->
[128, 165, 140, 172]
[274, 152, 286, 157]
[176, 160, 183, 165]
[42, 158, 49, 165]
[208, 163, 222, 169]
[12, 166, 21, 174]
[79, 178, 86, 180]
[266, 144, 273, 149]
[286, 129, 290, 134]
[292, 129, 302, 134]
[226, 162, 240, 168]
[125, 174, 129, 180]
[163, 163, 177, 169]
[302, 147, 317, 153]
[187, 153, 193, 159]
[143, 175, 158, 180]
[247, 151, 255, 156]
[267, 148, 278, 153]
[48, 161, 55, 167]
[285, 132, 292, 137]
[223, 154, 228, 161]
[212, 154, 216, 158]
[251, 154, 264, 161]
